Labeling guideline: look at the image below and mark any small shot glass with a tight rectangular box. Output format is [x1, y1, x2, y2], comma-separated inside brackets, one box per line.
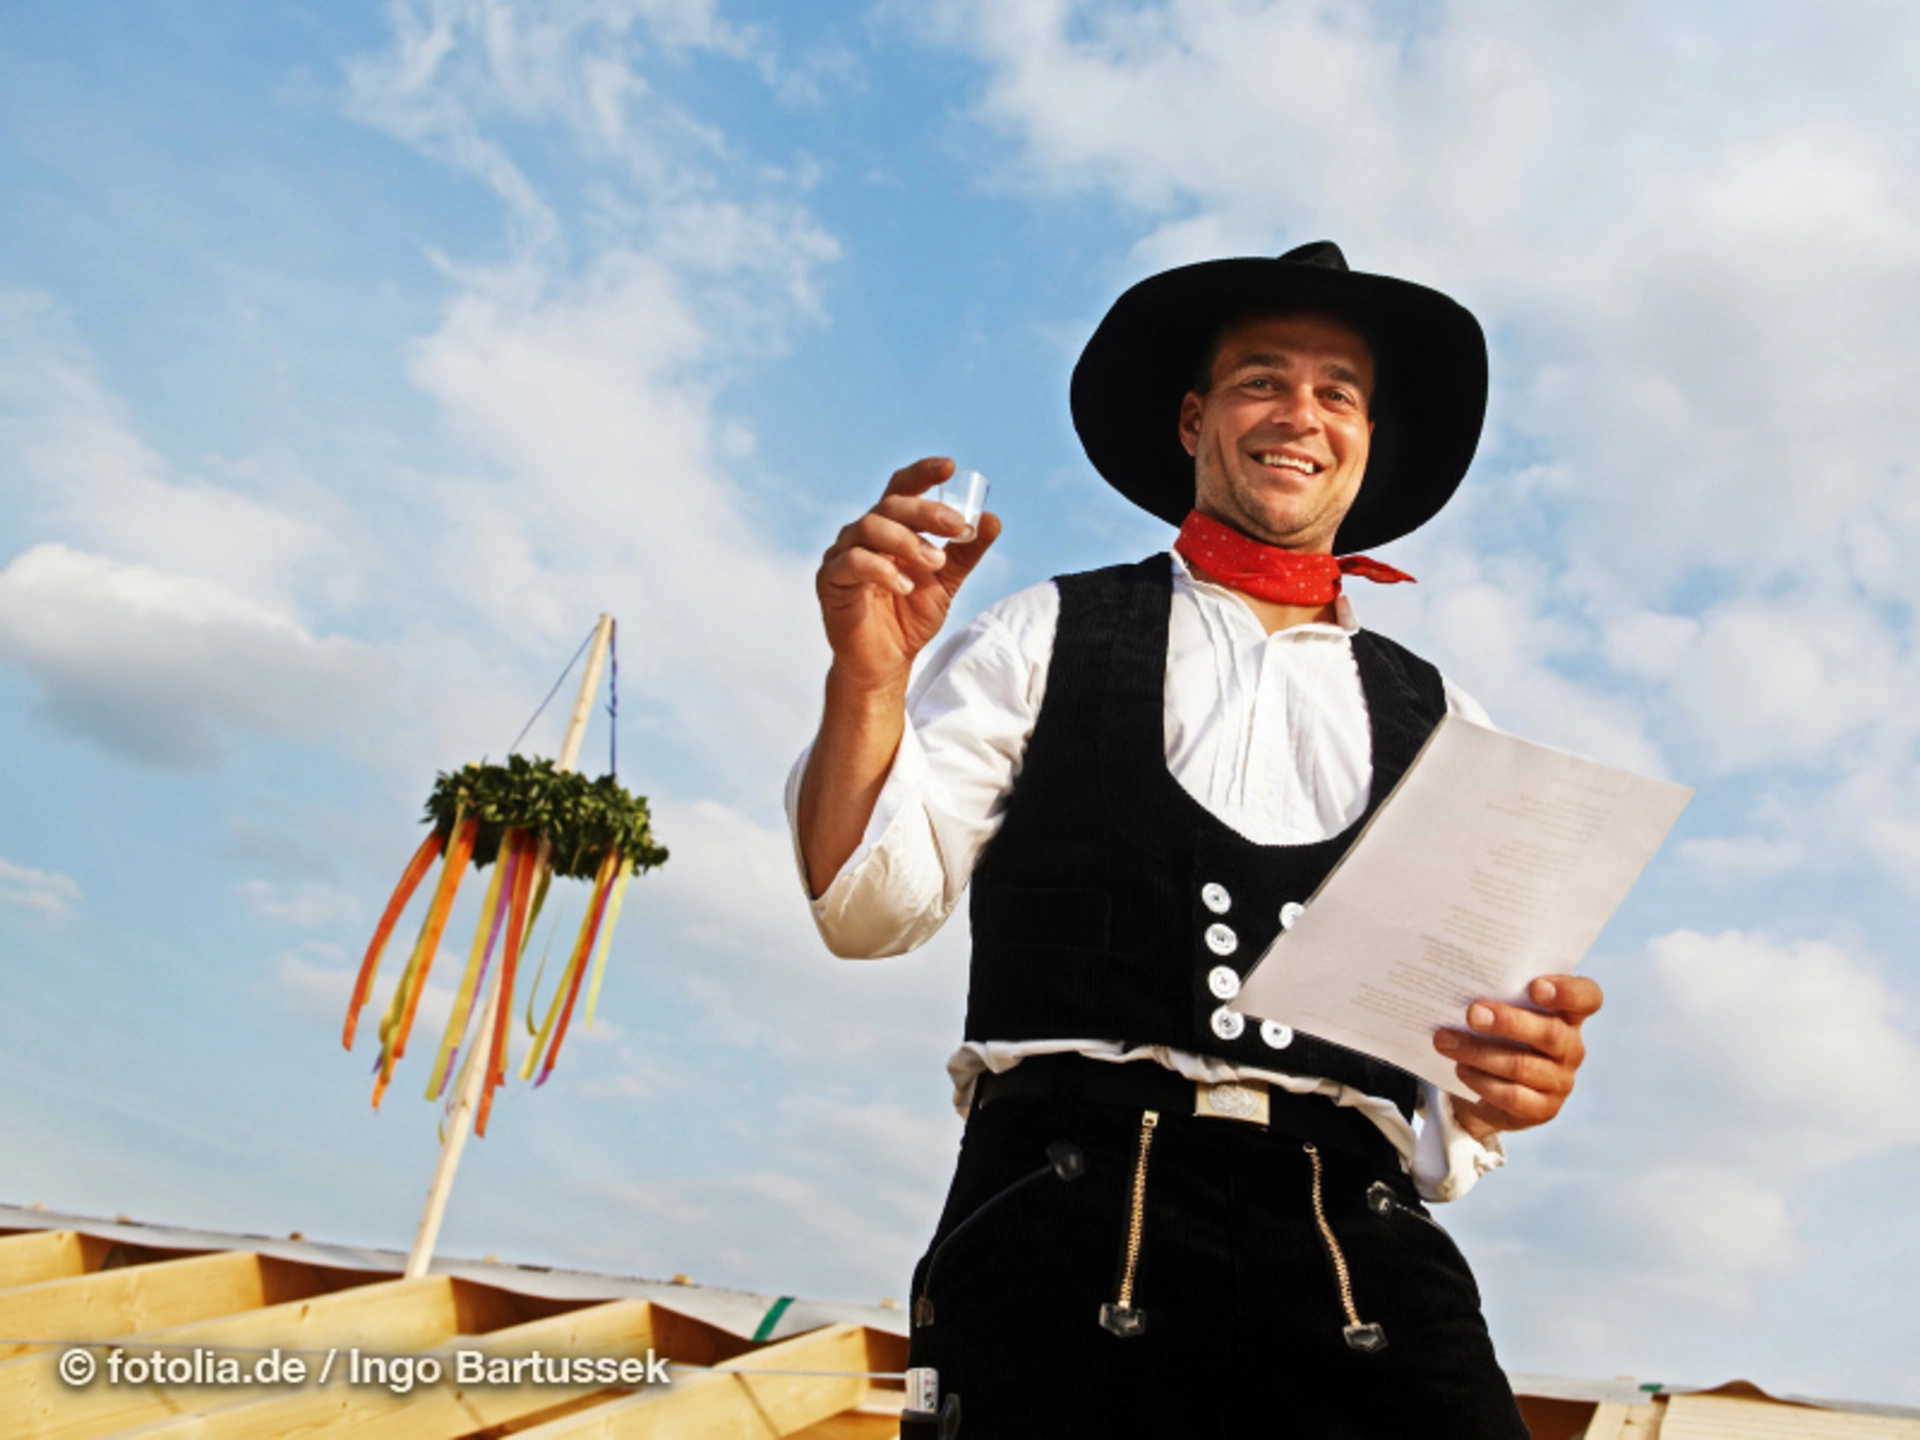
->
[923, 469, 991, 548]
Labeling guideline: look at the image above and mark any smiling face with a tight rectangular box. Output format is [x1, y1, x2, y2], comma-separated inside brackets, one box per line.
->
[1178, 311, 1376, 554]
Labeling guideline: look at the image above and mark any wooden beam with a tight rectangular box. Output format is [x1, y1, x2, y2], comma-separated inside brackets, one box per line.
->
[4, 1273, 464, 1440]
[504, 1324, 888, 1439]
[1621, 1400, 1669, 1437]
[1582, 1401, 1637, 1439]
[787, 1399, 908, 1440]
[0, 1252, 328, 1361]
[116, 1297, 658, 1440]
[0, 1233, 116, 1292]
[1661, 1393, 1920, 1438]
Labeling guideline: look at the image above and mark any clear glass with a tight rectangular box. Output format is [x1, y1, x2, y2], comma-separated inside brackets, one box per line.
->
[924, 469, 990, 548]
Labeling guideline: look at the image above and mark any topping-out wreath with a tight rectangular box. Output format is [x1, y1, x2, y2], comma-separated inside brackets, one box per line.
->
[343, 755, 668, 1133]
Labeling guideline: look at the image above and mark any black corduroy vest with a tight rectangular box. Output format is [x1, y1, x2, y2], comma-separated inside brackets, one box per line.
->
[965, 554, 1447, 1118]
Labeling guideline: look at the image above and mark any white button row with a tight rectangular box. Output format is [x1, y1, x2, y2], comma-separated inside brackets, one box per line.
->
[1209, 1008, 1293, 1049]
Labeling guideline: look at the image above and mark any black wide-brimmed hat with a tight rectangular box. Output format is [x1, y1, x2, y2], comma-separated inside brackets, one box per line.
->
[1069, 241, 1488, 553]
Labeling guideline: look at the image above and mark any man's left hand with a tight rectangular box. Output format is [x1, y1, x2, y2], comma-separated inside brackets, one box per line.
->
[1433, 975, 1603, 1143]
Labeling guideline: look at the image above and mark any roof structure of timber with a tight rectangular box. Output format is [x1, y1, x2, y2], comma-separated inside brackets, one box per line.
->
[2, 1202, 1915, 1438]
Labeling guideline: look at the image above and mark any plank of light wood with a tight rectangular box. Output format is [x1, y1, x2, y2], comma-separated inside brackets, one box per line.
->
[105, 1297, 658, 1440]
[0, 1233, 117, 1292]
[5, 1274, 466, 1440]
[1582, 1413, 1658, 1440]
[0, 1252, 322, 1361]
[1581, 1401, 1637, 1439]
[1660, 1393, 1920, 1438]
[786, 1396, 908, 1440]
[503, 1324, 882, 1439]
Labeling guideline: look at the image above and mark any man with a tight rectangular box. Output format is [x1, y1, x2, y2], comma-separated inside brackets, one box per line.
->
[789, 243, 1601, 1437]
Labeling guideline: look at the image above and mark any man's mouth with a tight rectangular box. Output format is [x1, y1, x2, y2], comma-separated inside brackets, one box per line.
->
[1253, 452, 1322, 476]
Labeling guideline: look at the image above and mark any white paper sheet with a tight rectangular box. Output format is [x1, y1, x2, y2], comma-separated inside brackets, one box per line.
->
[1229, 716, 1693, 1100]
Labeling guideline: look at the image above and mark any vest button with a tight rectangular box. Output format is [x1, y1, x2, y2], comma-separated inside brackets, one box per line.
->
[1210, 1006, 1245, 1042]
[1206, 965, 1240, 1000]
[1204, 923, 1238, 956]
[1279, 901, 1306, 930]
[1260, 1020, 1294, 1050]
[1200, 882, 1232, 915]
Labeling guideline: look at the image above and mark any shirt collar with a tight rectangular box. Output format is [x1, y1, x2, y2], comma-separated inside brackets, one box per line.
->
[1168, 548, 1360, 636]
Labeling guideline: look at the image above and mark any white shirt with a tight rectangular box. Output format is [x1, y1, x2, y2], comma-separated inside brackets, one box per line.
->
[785, 552, 1504, 1201]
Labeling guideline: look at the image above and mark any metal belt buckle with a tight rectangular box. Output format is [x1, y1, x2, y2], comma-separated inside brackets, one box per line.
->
[1194, 1079, 1270, 1126]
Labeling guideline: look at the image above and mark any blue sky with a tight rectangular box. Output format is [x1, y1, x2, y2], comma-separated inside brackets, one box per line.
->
[3, 0, 1919, 1406]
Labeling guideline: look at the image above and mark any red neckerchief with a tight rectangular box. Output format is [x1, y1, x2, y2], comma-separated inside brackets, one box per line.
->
[1174, 510, 1415, 605]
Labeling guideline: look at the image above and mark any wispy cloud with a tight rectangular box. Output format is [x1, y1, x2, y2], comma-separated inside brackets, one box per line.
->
[238, 880, 361, 929]
[0, 543, 385, 769]
[0, 857, 82, 919]
[1453, 923, 1920, 1368]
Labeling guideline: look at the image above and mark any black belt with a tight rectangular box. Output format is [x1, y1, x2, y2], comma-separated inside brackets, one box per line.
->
[973, 1053, 1403, 1171]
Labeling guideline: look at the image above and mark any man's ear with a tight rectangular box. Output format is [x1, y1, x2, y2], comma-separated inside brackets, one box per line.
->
[1178, 391, 1204, 458]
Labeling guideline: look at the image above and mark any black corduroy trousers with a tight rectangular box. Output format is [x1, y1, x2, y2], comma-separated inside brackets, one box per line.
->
[904, 1094, 1529, 1439]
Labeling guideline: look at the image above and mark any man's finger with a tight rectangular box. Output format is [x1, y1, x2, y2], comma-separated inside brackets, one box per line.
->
[935, 510, 1002, 588]
[872, 490, 975, 540]
[1458, 1000, 1586, 1065]
[1451, 1065, 1566, 1129]
[880, 456, 955, 500]
[1435, 1031, 1574, 1096]
[1529, 973, 1603, 1019]
[831, 512, 951, 575]
[821, 544, 916, 598]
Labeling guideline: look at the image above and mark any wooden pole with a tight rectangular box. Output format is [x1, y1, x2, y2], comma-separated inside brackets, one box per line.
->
[403, 614, 615, 1280]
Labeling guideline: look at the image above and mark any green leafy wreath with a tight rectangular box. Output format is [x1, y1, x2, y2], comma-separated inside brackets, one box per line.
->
[425, 756, 669, 879]
[344, 757, 668, 1131]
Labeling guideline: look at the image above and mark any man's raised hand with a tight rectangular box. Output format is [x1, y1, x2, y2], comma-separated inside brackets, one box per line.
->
[816, 457, 1001, 693]
[1433, 974, 1604, 1143]
[798, 457, 1001, 898]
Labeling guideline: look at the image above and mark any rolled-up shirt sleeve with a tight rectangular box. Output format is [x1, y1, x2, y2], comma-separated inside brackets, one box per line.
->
[783, 581, 1058, 958]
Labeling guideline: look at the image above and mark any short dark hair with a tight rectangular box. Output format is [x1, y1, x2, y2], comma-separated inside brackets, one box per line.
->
[1187, 307, 1382, 406]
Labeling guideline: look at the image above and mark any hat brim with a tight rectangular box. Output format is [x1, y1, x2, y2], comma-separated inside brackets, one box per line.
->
[1069, 257, 1488, 553]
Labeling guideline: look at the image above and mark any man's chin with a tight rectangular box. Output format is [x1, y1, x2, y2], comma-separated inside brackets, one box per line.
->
[1218, 504, 1331, 553]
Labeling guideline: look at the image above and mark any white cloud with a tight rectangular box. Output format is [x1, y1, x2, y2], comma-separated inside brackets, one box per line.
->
[0, 293, 329, 612]
[1360, 548, 1668, 774]
[641, 797, 969, 1068]
[1670, 605, 1913, 775]
[1441, 922, 1920, 1369]
[397, 247, 837, 791]
[588, 1092, 959, 1299]
[329, 2, 847, 796]
[0, 857, 82, 919]
[0, 544, 385, 768]
[1617, 1163, 1798, 1282]
[1643, 928, 1920, 1166]
[238, 880, 361, 929]
[1676, 835, 1808, 881]
[343, 0, 764, 261]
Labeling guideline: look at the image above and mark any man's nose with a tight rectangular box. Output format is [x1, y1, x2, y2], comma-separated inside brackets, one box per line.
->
[1265, 383, 1321, 430]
